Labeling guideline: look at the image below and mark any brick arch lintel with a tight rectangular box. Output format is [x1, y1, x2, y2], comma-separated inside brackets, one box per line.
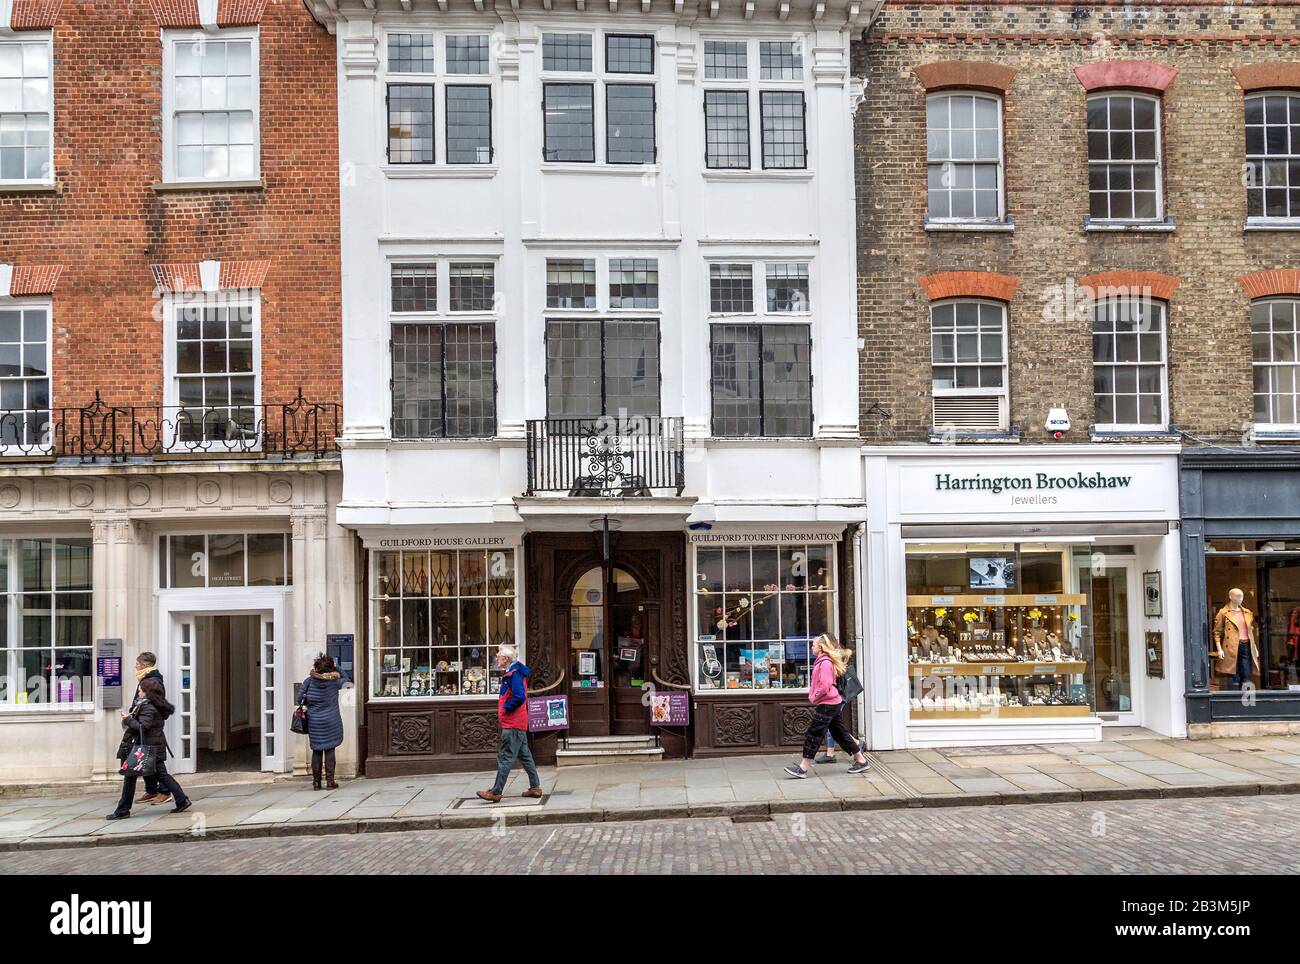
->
[1233, 64, 1300, 93]
[1075, 60, 1178, 96]
[151, 259, 271, 293]
[918, 271, 1020, 303]
[1080, 271, 1180, 302]
[148, 0, 266, 29]
[0, 264, 63, 297]
[1238, 269, 1300, 300]
[914, 61, 1016, 95]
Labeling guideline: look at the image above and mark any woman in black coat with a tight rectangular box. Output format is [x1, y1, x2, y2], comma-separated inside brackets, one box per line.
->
[107, 653, 191, 819]
[299, 654, 346, 790]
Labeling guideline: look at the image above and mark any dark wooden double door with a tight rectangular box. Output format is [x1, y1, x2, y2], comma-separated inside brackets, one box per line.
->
[525, 531, 689, 738]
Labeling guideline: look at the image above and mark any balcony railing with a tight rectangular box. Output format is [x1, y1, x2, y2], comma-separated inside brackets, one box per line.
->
[0, 391, 340, 463]
[526, 416, 685, 497]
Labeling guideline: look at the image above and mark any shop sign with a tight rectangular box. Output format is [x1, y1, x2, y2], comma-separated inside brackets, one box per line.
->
[650, 691, 690, 727]
[687, 530, 842, 545]
[375, 536, 511, 549]
[527, 695, 569, 732]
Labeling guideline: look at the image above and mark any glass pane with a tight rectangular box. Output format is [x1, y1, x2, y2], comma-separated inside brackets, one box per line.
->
[247, 533, 287, 587]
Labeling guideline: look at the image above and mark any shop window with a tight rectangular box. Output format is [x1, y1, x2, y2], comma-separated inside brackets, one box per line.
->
[0, 538, 92, 706]
[905, 543, 1094, 718]
[371, 548, 517, 698]
[694, 542, 836, 691]
[1204, 540, 1300, 692]
[159, 533, 290, 589]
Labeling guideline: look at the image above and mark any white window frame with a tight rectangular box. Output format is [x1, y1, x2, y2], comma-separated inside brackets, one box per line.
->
[0, 295, 53, 456]
[925, 90, 1005, 224]
[1091, 296, 1169, 433]
[0, 535, 95, 712]
[160, 27, 261, 185]
[381, 29, 496, 168]
[1086, 90, 1164, 224]
[700, 36, 810, 173]
[539, 30, 658, 168]
[162, 289, 262, 451]
[1245, 90, 1300, 226]
[157, 531, 291, 590]
[1252, 297, 1300, 432]
[929, 298, 1009, 432]
[0, 32, 54, 187]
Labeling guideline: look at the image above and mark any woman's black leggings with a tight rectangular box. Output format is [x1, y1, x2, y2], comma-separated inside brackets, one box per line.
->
[312, 749, 336, 770]
[802, 703, 860, 760]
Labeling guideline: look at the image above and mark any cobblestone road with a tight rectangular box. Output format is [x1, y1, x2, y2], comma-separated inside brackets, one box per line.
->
[4, 794, 1298, 874]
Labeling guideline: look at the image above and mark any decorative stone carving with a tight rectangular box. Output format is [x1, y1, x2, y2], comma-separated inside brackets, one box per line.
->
[196, 480, 221, 505]
[69, 483, 95, 508]
[456, 711, 500, 753]
[269, 479, 293, 504]
[713, 704, 759, 747]
[127, 482, 152, 507]
[781, 704, 815, 745]
[389, 713, 432, 754]
[0, 485, 19, 509]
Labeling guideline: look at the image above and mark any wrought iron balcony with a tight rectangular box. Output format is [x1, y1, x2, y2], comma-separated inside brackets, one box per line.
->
[525, 416, 685, 497]
[0, 391, 340, 463]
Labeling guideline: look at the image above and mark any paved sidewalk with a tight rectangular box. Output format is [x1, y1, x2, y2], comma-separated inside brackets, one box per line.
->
[3, 730, 1299, 853]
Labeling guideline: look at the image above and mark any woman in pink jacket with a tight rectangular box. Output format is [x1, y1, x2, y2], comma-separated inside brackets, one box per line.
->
[784, 634, 871, 778]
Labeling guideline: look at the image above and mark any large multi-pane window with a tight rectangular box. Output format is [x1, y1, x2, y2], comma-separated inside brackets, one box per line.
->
[159, 533, 290, 589]
[694, 541, 837, 691]
[927, 92, 1002, 221]
[0, 301, 50, 448]
[389, 260, 497, 438]
[703, 38, 806, 170]
[165, 32, 259, 182]
[930, 300, 1007, 433]
[170, 294, 258, 445]
[371, 548, 517, 698]
[1246, 92, 1300, 221]
[0, 37, 52, 183]
[1092, 297, 1168, 430]
[385, 32, 492, 165]
[710, 324, 812, 437]
[542, 32, 655, 164]
[0, 538, 92, 706]
[1087, 93, 1162, 221]
[546, 319, 660, 418]
[1252, 298, 1300, 428]
[708, 259, 813, 437]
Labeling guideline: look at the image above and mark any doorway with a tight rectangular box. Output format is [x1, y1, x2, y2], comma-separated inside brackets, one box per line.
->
[194, 614, 261, 772]
[567, 564, 653, 736]
[1087, 561, 1141, 724]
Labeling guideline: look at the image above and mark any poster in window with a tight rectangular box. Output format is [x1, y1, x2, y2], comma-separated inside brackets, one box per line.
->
[969, 557, 1013, 590]
[1143, 571, 1162, 617]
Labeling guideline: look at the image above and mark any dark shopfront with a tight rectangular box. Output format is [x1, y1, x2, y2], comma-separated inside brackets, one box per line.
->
[1180, 450, 1300, 729]
[360, 527, 856, 775]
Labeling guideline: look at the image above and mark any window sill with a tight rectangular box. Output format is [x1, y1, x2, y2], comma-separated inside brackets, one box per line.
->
[0, 704, 94, 721]
[542, 162, 660, 176]
[1083, 218, 1175, 233]
[925, 219, 1014, 233]
[383, 165, 498, 180]
[702, 169, 814, 182]
[0, 180, 59, 195]
[1091, 430, 1180, 442]
[1244, 218, 1300, 232]
[153, 178, 266, 194]
[1249, 429, 1300, 442]
[928, 428, 1021, 443]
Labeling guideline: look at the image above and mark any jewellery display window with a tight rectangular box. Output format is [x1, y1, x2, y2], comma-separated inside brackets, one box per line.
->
[370, 548, 517, 698]
[693, 542, 837, 691]
[905, 543, 1094, 719]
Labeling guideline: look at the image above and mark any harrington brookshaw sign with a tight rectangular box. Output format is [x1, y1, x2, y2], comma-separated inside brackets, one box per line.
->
[934, 470, 1134, 496]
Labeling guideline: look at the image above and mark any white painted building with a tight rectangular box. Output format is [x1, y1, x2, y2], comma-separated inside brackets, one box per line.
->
[309, 0, 872, 771]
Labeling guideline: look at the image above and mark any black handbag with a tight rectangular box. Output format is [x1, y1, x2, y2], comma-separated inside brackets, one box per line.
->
[836, 670, 865, 704]
[120, 744, 157, 777]
[291, 683, 309, 735]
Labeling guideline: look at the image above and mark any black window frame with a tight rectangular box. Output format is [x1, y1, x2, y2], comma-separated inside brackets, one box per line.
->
[544, 318, 662, 419]
[386, 82, 436, 165]
[604, 82, 657, 165]
[542, 81, 596, 163]
[759, 89, 807, 170]
[444, 83, 494, 165]
[390, 322, 498, 439]
[604, 33, 656, 75]
[704, 89, 751, 170]
[709, 322, 813, 438]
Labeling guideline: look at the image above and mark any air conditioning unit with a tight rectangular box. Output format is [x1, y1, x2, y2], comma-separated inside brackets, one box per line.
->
[933, 393, 1005, 433]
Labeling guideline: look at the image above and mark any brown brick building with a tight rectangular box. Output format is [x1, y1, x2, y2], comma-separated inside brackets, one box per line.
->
[0, 0, 356, 787]
[855, 2, 1300, 749]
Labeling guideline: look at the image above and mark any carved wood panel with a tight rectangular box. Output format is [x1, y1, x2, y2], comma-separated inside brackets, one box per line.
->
[780, 704, 815, 746]
[388, 712, 433, 754]
[455, 710, 500, 754]
[712, 703, 759, 746]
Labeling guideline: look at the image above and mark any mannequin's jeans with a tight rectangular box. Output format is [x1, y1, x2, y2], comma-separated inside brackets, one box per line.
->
[1231, 645, 1254, 689]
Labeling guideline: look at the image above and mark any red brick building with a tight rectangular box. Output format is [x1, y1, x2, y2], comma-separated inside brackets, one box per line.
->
[0, 0, 355, 786]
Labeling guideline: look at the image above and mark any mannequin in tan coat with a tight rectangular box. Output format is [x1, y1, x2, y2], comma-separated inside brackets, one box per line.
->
[1212, 588, 1260, 686]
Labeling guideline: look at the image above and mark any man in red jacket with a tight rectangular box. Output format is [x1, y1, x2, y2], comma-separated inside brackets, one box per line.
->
[477, 644, 543, 802]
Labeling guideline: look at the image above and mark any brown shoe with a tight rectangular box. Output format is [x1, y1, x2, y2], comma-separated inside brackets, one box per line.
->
[521, 787, 543, 798]
[135, 792, 159, 804]
[150, 793, 172, 806]
[476, 789, 502, 803]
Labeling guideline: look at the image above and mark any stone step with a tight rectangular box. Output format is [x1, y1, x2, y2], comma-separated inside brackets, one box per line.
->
[555, 735, 664, 766]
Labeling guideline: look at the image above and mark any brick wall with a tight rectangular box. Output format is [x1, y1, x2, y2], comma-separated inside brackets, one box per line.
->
[856, 2, 1300, 444]
[0, 0, 340, 412]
